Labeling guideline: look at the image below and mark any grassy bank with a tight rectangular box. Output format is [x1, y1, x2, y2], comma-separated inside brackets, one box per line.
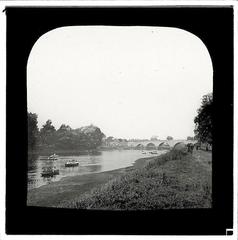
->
[58, 149, 212, 209]
[27, 155, 157, 207]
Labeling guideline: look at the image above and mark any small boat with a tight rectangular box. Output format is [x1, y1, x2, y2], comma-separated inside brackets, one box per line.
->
[41, 166, 59, 177]
[149, 151, 158, 154]
[48, 153, 59, 160]
[65, 160, 79, 167]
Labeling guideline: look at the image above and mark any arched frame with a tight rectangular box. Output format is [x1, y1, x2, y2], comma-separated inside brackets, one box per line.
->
[6, 6, 233, 235]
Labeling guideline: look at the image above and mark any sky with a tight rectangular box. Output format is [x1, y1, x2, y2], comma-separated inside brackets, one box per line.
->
[27, 26, 213, 140]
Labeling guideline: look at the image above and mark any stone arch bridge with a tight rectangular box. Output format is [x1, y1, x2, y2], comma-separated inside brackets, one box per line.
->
[127, 140, 197, 150]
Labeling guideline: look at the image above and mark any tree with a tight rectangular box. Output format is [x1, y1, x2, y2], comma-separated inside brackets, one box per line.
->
[56, 124, 72, 138]
[194, 93, 212, 145]
[78, 125, 105, 150]
[106, 136, 114, 142]
[167, 136, 173, 141]
[187, 136, 194, 140]
[28, 112, 39, 150]
[57, 124, 71, 133]
[55, 124, 73, 149]
[39, 120, 56, 146]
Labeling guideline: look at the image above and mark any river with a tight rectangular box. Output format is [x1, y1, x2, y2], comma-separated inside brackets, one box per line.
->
[28, 149, 167, 190]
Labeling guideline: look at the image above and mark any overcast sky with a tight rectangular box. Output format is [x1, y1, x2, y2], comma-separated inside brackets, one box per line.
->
[27, 26, 213, 140]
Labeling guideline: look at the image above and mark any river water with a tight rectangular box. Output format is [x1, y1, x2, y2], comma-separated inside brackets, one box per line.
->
[28, 149, 166, 190]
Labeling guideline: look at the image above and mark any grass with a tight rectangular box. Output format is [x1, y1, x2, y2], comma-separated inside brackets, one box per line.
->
[58, 149, 212, 209]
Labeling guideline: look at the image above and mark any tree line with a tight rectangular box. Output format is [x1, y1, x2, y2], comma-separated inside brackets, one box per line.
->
[27, 115, 105, 151]
[28, 92, 212, 152]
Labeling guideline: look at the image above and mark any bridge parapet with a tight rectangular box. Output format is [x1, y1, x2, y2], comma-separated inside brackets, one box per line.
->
[128, 140, 197, 149]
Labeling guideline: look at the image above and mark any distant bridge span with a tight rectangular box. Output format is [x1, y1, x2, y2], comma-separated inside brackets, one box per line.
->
[127, 140, 197, 149]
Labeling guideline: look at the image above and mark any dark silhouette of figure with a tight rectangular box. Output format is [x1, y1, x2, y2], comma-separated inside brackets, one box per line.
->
[187, 143, 194, 154]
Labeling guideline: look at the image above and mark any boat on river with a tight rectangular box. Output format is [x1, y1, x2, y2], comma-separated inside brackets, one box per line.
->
[48, 153, 59, 160]
[149, 151, 158, 154]
[65, 160, 79, 167]
[41, 166, 59, 177]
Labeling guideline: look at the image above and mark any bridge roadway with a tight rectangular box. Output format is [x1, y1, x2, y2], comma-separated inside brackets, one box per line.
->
[127, 139, 197, 148]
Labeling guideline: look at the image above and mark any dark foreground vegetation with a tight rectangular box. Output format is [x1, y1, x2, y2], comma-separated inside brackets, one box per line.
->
[58, 149, 211, 210]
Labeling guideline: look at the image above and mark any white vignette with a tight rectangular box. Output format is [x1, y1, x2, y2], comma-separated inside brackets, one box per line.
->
[0, 1, 237, 240]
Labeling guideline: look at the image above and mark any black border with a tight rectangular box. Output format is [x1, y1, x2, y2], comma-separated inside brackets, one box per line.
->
[6, 7, 233, 235]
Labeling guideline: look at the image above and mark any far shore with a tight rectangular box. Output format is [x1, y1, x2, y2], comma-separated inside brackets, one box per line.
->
[27, 155, 157, 207]
[28, 148, 135, 156]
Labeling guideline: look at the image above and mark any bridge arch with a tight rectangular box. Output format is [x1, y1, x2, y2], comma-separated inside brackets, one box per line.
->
[135, 143, 144, 149]
[145, 142, 156, 150]
[158, 142, 170, 150]
[173, 142, 187, 150]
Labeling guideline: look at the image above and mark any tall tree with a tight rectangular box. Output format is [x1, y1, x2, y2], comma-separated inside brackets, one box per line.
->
[27, 112, 39, 150]
[39, 120, 56, 146]
[194, 93, 212, 145]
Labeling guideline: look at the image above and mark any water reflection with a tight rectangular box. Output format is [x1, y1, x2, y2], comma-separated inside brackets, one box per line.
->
[42, 175, 57, 185]
[28, 154, 39, 171]
[28, 150, 166, 190]
[81, 164, 102, 173]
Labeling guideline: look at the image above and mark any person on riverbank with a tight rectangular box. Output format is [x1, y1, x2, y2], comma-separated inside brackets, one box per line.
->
[187, 143, 194, 154]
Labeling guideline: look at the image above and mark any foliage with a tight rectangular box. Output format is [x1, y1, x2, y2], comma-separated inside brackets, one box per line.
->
[39, 120, 56, 146]
[27, 112, 39, 150]
[54, 124, 74, 149]
[187, 136, 194, 140]
[57, 124, 72, 133]
[35, 120, 105, 151]
[59, 149, 211, 210]
[106, 136, 114, 141]
[194, 93, 213, 145]
[167, 136, 173, 140]
[76, 125, 105, 150]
